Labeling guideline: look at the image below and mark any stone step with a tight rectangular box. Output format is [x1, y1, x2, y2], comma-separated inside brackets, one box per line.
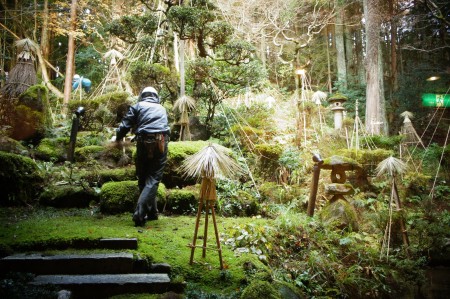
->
[0, 252, 138, 275]
[1, 252, 173, 275]
[30, 273, 184, 298]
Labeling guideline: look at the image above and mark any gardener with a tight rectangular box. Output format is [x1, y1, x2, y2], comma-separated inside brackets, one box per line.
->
[72, 74, 92, 93]
[115, 86, 170, 227]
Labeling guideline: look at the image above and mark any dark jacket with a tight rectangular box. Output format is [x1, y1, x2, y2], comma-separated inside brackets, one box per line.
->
[116, 96, 170, 140]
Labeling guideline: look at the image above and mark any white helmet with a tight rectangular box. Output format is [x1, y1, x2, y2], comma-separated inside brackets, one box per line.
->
[141, 86, 158, 97]
[73, 74, 80, 80]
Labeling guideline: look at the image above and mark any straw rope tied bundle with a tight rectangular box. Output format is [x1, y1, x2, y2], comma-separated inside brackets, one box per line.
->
[180, 143, 243, 269]
[376, 156, 410, 260]
[1, 38, 38, 99]
[173, 95, 196, 141]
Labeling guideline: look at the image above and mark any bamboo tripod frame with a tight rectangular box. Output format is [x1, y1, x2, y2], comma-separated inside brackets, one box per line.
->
[188, 177, 224, 269]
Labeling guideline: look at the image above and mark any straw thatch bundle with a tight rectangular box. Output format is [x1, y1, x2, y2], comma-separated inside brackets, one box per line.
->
[0, 39, 37, 99]
[174, 95, 196, 141]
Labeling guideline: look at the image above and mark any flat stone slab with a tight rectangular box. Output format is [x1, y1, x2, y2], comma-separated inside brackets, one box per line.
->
[0, 253, 134, 274]
[31, 273, 175, 297]
[99, 238, 137, 250]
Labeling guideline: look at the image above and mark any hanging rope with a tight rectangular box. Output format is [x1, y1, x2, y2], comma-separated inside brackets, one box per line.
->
[429, 123, 450, 200]
[219, 102, 260, 198]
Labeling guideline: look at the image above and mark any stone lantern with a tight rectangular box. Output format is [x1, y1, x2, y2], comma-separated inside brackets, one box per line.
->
[328, 93, 348, 130]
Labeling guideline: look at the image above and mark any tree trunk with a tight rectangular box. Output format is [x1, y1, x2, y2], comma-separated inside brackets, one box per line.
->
[344, 24, 354, 86]
[335, 1, 347, 89]
[390, 0, 398, 91]
[39, 0, 50, 79]
[179, 39, 186, 97]
[363, 0, 386, 135]
[63, 0, 78, 115]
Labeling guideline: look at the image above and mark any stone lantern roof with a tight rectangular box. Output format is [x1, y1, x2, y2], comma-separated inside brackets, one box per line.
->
[328, 93, 348, 110]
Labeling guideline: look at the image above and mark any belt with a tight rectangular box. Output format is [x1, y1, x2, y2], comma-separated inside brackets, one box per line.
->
[137, 133, 166, 141]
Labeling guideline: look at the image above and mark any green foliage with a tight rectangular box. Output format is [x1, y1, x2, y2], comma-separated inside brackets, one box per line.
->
[216, 179, 260, 217]
[68, 91, 132, 131]
[168, 5, 213, 39]
[76, 131, 109, 147]
[4, 84, 52, 142]
[106, 15, 144, 43]
[417, 143, 448, 177]
[74, 145, 104, 162]
[127, 61, 178, 97]
[258, 182, 304, 206]
[366, 134, 404, 150]
[205, 21, 233, 48]
[224, 222, 273, 262]
[0, 151, 44, 205]
[403, 172, 431, 198]
[278, 146, 304, 185]
[165, 188, 198, 215]
[74, 46, 108, 86]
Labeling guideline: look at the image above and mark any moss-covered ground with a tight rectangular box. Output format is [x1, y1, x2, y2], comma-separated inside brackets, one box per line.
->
[0, 206, 270, 297]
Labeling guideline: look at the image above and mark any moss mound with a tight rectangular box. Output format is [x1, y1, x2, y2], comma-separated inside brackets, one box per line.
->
[35, 137, 69, 162]
[165, 188, 198, 215]
[10, 84, 52, 142]
[81, 166, 136, 186]
[100, 180, 166, 214]
[319, 199, 359, 232]
[39, 184, 99, 208]
[0, 151, 44, 206]
[241, 280, 281, 299]
[0, 135, 29, 155]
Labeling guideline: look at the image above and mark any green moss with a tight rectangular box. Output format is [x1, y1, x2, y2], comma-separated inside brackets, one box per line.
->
[366, 134, 404, 150]
[82, 167, 136, 186]
[11, 84, 52, 141]
[167, 141, 210, 160]
[165, 188, 198, 215]
[0, 151, 44, 205]
[39, 185, 99, 208]
[338, 148, 392, 164]
[75, 145, 104, 162]
[0, 135, 29, 155]
[100, 181, 166, 214]
[11, 105, 46, 141]
[321, 155, 361, 169]
[319, 199, 359, 232]
[254, 144, 283, 180]
[35, 137, 69, 162]
[100, 181, 140, 214]
[241, 280, 281, 299]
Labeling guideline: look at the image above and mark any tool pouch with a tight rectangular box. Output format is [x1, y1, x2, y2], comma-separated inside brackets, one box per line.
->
[157, 134, 165, 154]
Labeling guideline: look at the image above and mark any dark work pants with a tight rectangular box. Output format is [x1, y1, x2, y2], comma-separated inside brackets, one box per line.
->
[134, 136, 168, 222]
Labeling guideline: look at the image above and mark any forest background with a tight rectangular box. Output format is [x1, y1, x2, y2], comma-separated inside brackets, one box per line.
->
[0, 0, 449, 299]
